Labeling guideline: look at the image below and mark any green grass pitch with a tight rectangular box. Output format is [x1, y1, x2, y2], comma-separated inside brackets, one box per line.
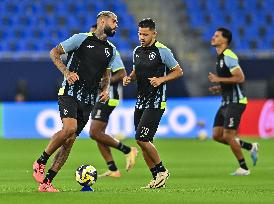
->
[0, 138, 273, 204]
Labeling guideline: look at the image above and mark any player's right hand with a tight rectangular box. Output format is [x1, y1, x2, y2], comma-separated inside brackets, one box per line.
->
[209, 86, 221, 94]
[64, 70, 79, 85]
[123, 76, 131, 86]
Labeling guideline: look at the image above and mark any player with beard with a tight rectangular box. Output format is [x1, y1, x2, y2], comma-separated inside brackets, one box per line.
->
[32, 11, 121, 192]
[89, 24, 137, 178]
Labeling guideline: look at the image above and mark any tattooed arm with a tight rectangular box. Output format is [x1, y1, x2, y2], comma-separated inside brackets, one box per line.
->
[99, 69, 111, 102]
[50, 44, 79, 85]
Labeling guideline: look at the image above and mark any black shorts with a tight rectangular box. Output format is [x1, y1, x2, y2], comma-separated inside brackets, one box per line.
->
[91, 102, 115, 123]
[134, 108, 165, 142]
[58, 96, 93, 135]
[213, 103, 246, 130]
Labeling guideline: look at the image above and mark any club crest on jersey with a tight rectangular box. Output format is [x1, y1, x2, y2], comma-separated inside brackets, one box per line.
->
[105, 48, 110, 57]
[220, 59, 224, 68]
[149, 52, 156, 60]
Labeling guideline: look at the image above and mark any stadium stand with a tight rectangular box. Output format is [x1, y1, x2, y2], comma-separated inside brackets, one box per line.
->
[0, 0, 138, 55]
[182, 0, 274, 54]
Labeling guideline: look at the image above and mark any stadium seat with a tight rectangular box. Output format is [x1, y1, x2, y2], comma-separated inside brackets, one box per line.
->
[181, 0, 274, 54]
[0, 0, 135, 54]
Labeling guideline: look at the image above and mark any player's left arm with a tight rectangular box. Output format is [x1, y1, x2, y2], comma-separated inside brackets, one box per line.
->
[208, 55, 245, 84]
[99, 69, 111, 102]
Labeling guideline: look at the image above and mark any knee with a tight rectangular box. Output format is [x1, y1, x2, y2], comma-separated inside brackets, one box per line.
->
[62, 126, 77, 137]
[223, 134, 233, 144]
[212, 133, 221, 141]
[136, 140, 146, 149]
[90, 127, 100, 140]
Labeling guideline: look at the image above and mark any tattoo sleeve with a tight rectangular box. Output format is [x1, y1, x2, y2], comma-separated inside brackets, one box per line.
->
[49, 44, 68, 75]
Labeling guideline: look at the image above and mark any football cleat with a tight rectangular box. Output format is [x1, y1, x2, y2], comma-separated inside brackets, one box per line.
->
[98, 170, 121, 178]
[230, 167, 250, 176]
[154, 170, 170, 188]
[38, 181, 59, 192]
[33, 161, 46, 183]
[125, 147, 138, 172]
[250, 143, 259, 166]
[140, 179, 156, 189]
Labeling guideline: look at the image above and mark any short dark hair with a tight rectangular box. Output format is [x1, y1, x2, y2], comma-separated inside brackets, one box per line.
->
[217, 27, 232, 45]
[138, 18, 156, 30]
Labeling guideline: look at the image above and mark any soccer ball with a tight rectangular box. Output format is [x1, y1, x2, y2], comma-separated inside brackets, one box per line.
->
[75, 165, 97, 186]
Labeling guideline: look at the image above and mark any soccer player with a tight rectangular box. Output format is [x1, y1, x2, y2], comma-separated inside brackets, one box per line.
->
[89, 24, 138, 177]
[123, 18, 183, 188]
[32, 11, 121, 192]
[209, 27, 259, 176]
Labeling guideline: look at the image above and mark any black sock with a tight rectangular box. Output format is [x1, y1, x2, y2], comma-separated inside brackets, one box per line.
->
[155, 161, 166, 173]
[43, 169, 57, 183]
[37, 151, 50, 165]
[238, 158, 248, 170]
[239, 140, 253, 151]
[150, 166, 158, 179]
[107, 161, 118, 171]
[117, 142, 131, 154]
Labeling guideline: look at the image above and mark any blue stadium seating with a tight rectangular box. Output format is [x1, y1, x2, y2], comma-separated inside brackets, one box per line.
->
[0, 0, 138, 54]
[183, 0, 274, 53]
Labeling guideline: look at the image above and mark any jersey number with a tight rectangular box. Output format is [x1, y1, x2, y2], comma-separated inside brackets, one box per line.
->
[140, 126, 150, 137]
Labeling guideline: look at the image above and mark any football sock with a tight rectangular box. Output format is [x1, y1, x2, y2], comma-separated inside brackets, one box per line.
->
[150, 166, 158, 179]
[117, 142, 131, 154]
[37, 151, 50, 165]
[43, 169, 57, 183]
[238, 158, 248, 170]
[239, 140, 253, 151]
[155, 161, 166, 172]
[107, 161, 118, 171]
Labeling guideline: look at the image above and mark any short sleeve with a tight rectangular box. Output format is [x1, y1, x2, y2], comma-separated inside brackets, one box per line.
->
[224, 55, 240, 72]
[109, 50, 125, 72]
[60, 33, 88, 53]
[159, 48, 179, 70]
[107, 47, 116, 70]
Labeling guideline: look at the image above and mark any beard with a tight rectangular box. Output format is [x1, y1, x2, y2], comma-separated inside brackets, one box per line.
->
[104, 25, 116, 37]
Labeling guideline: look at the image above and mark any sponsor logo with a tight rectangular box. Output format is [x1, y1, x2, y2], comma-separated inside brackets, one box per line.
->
[259, 100, 274, 137]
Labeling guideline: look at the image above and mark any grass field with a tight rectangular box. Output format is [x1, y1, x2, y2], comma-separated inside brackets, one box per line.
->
[0, 138, 274, 204]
